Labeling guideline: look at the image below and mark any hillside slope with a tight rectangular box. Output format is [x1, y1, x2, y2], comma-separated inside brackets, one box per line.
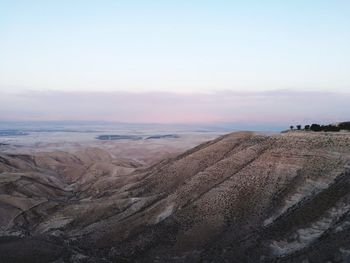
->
[1, 131, 350, 262]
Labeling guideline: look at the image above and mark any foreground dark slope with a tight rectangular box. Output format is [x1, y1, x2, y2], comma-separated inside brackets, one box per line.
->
[1, 131, 350, 262]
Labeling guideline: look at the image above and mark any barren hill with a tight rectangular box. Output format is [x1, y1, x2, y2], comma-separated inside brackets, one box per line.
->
[1, 131, 350, 262]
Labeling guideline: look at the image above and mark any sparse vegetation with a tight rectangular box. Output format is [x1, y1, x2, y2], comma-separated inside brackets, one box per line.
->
[288, 122, 350, 132]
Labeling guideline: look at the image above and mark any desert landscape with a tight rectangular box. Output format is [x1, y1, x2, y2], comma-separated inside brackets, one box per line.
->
[2, 1, 350, 262]
[1, 125, 350, 262]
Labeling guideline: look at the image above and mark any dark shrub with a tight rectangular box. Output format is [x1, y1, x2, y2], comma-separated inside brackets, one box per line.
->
[338, 122, 350, 131]
[310, 124, 322, 132]
[304, 125, 310, 130]
[296, 125, 301, 130]
[323, 125, 340, 132]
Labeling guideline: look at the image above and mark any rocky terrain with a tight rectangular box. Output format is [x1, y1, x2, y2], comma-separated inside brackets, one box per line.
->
[1, 131, 350, 262]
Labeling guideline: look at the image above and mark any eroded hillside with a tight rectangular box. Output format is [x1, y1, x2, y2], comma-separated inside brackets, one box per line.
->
[1, 131, 350, 262]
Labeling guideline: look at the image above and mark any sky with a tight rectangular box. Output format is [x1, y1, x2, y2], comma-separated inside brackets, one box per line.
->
[0, 1, 349, 125]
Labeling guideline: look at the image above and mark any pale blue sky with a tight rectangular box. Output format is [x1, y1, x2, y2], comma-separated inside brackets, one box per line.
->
[1, 0, 350, 93]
